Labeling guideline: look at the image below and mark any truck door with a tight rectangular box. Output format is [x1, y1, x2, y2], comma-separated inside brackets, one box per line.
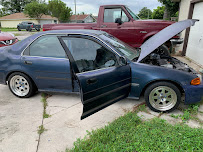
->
[98, 6, 136, 47]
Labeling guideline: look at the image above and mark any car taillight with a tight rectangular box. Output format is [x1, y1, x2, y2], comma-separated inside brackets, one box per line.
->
[191, 77, 201, 85]
[31, 25, 33, 28]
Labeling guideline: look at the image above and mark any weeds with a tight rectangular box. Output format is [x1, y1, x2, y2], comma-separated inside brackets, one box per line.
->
[170, 103, 201, 123]
[41, 93, 51, 119]
[38, 125, 47, 135]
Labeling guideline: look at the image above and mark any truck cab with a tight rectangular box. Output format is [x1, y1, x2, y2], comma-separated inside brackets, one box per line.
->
[43, 5, 178, 48]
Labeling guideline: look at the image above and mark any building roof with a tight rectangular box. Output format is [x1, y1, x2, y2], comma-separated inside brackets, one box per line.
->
[70, 14, 89, 21]
[0, 13, 58, 20]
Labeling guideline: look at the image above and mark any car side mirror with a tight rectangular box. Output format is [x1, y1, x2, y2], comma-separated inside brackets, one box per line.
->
[115, 18, 123, 25]
[118, 56, 127, 66]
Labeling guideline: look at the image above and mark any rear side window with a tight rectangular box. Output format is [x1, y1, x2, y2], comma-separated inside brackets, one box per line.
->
[27, 35, 67, 58]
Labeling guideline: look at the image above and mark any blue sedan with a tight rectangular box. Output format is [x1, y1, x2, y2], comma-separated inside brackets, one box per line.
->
[0, 19, 202, 119]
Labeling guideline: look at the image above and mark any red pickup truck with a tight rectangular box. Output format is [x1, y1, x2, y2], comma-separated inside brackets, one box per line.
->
[43, 5, 180, 48]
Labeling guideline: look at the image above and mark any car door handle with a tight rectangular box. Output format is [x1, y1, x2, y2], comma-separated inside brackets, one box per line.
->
[24, 61, 32, 65]
[86, 78, 98, 85]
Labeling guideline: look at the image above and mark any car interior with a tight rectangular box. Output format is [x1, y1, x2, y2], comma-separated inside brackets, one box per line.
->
[65, 37, 117, 73]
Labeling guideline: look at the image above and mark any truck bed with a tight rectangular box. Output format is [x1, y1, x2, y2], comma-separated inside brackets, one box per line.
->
[43, 23, 97, 31]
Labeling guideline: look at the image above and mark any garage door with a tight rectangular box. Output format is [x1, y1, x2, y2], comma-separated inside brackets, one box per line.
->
[186, 2, 203, 66]
[40, 20, 53, 28]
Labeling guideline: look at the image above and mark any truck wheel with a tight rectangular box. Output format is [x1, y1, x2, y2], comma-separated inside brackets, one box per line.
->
[157, 44, 170, 56]
[144, 82, 181, 113]
[17, 27, 21, 31]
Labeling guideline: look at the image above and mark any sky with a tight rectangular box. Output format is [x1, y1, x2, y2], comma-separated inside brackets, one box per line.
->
[46, 0, 162, 16]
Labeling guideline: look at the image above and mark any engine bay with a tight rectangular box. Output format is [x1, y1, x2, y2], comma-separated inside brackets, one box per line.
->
[141, 49, 197, 75]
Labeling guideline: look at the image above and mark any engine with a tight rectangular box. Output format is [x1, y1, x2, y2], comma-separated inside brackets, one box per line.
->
[142, 52, 197, 74]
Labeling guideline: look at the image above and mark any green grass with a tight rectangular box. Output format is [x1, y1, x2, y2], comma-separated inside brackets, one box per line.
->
[1, 28, 18, 32]
[67, 112, 203, 152]
[171, 103, 202, 122]
[14, 33, 21, 36]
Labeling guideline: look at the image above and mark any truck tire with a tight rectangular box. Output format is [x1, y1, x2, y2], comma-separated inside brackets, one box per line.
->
[157, 44, 170, 56]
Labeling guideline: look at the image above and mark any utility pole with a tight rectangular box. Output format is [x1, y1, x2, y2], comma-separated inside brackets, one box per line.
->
[74, 0, 77, 23]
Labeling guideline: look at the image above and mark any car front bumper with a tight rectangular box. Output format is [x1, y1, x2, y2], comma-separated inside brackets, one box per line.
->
[184, 83, 203, 104]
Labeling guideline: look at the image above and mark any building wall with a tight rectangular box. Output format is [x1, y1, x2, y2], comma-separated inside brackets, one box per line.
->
[84, 16, 94, 23]
[176, 0, 191, 52]
[186, 2, 203, 66]
[0, 19, 38, 28]
[0, 19, 57, 28]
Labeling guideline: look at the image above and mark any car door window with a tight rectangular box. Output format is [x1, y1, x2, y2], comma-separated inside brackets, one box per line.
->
[62, 37, 118, 73]
[104, 8, 129, 23]
[28, 35, 66, 58]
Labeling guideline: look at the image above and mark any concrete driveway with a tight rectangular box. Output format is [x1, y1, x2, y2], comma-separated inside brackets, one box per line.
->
[0, 84, 144, 152]
[0, 85, 42, 152]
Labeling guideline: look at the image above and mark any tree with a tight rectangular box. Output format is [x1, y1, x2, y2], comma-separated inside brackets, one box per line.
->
[138, 7, 152, 19]
[152, 6, 165, 19]
[24, 1, 48, 23]
[0, 8, 9, 17]
[0, 0, 38, 14]
[48, 0, 72, 23]
[158, 0, 179, 19]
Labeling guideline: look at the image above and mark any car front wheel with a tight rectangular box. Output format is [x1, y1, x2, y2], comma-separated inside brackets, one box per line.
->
[8, 72, 36, 98]
[144, 82, 181, 112]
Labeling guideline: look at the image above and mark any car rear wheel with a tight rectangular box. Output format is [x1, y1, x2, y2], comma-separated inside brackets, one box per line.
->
[8, 72, 36, 98]
[144, 82, 181, 112]
[17, 27, 21, 31]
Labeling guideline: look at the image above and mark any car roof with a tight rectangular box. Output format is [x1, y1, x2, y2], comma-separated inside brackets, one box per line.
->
[10, 29, 107, 54]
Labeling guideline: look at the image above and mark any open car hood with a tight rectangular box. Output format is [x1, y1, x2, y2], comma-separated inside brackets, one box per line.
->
[137, 19, 199, 62]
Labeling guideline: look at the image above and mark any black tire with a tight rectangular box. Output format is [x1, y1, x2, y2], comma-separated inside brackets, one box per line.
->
[8, 72, 37, 98]
[17, 26, 21, 31]
[144, 81, 181, 113]
[157, 44, 170, 56]
[36, 28, 40, 31]
[26, 28, 29, 31]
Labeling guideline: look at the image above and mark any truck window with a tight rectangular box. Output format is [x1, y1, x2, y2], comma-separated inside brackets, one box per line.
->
[126, 7, 140, 20]
[104, 8, 129, 23]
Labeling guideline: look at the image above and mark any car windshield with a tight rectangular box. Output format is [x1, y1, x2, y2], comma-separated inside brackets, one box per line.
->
[100, 33, 140, 61]
[125, 7, 140, 20]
